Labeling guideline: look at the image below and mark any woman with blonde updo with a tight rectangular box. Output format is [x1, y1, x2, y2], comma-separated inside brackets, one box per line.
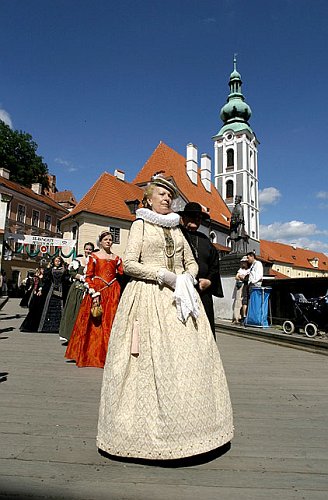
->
[97, 175, 233, 461]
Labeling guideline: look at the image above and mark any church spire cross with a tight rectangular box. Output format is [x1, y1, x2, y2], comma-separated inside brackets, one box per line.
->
[233, 53, 237, 72]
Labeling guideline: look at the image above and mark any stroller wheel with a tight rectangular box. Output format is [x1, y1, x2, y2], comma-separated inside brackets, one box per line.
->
[283, 320, 295, 334]
[304, 323, 318, 338]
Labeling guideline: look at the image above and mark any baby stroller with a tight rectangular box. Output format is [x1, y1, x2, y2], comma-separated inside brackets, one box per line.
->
[282, 292, 328, 338]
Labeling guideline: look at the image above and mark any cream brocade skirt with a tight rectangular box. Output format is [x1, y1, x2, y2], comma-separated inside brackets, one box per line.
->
[97, 279, 234, 460]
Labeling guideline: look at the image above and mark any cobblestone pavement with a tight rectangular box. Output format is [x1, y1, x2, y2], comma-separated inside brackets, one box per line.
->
[1, 299, 328, 500]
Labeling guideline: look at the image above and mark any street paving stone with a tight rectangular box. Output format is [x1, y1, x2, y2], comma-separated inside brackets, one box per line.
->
[0, 299, 327, 500]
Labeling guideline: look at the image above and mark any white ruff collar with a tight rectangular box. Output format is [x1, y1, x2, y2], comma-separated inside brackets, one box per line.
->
[136, 208, 180, 228]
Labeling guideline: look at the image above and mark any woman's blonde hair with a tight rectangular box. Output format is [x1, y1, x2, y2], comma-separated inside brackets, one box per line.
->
[142, 184, 156, 208]
[142, 177, 177, 208]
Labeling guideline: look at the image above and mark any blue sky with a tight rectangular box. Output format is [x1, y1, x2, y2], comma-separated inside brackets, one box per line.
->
[1, 0, 328, 252]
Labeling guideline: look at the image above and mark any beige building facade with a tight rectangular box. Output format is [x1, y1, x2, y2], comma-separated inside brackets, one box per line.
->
[0, 168, 68, 290]
[260, 240, 328, 279]
[61, 212, 132, 257]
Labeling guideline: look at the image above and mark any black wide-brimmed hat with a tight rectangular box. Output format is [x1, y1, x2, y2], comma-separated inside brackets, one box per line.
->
[178, 202, 210, 219]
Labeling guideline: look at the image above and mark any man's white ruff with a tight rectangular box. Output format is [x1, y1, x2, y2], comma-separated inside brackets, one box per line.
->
[136, 208, 180, 228]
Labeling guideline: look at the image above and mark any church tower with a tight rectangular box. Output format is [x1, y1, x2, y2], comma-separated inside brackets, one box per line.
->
[213, 56, 260, 253]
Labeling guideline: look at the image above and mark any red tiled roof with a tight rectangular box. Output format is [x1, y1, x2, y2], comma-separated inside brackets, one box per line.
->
[260, 239, 328, 272]
[213, 243, 230, 252]
[62, 172, 143, 221]
[134, 142, 230, 227]
[54, 190, 77, 205]
[0, 176, 68, 213]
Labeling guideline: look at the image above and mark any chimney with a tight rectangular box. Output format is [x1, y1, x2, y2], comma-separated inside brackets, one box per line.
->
[31, 183, 42, 195]
[186, 143, 198, 184]
[114, 169, 125, 181]
[0, 168, 10, 179]
[47, 174, 57, 194]
[200, 154, 211, 192]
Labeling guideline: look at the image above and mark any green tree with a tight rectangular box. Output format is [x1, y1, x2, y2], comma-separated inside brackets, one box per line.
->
[0, 120, 49, 190]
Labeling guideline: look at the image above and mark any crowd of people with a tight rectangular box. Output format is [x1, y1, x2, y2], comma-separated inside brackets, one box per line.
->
[14, 176, 270, 460]
[19, 238, 123, 369]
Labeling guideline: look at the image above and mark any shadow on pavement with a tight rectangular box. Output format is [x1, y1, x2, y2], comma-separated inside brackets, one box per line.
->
[0, 327, 14, 333]
[98, 441, 231, 468]
[0, 371, 8, 383]
[0, 297, 9, 310]
[0, 314, 25, 320]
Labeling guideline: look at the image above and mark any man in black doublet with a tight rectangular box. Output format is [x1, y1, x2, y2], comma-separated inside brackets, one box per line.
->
[179, 202, 223, 338]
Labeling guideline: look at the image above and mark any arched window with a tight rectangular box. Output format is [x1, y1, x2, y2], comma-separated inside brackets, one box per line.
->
[226, 180, 234, 199]
[227, 148, 234, 167]
[209, 231, 217, 244]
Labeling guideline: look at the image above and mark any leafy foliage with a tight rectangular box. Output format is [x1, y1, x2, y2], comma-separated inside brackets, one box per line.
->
[0, 120, 49, 189]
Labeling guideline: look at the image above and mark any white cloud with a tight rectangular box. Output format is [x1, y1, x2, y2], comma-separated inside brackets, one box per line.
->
[260, 220, 328, 253]
[0, 108, 13, 128]
[202, 17, 216, 24]
[54, 157, 70, 167]
[260, 220, 318, 239]
[287, 238, 328, 253]
[316, 191, 328, 200]
[54, 157, 78, 173]
[259, 187, 281, 206]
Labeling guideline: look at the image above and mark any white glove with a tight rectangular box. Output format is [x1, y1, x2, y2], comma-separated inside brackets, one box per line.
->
[174, 274, 199, 323]
[157, 268, 177, 289]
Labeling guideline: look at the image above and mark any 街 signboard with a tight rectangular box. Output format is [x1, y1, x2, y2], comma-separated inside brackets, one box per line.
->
[6, 233, 76, 248]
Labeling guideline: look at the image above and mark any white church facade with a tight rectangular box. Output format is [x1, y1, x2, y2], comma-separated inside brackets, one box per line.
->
[213, 56, 260, 253]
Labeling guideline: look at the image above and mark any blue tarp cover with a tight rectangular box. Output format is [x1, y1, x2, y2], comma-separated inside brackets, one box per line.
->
[246, 287, 272, 327]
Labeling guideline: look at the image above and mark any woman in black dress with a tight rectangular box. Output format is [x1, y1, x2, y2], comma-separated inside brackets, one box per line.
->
[20, 268, 44, 332]
[20, 271, 35, 308]
[38, 256, 70, 333]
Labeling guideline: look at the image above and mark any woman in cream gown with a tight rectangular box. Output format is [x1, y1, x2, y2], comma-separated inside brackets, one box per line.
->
[97, 177, 233, 460]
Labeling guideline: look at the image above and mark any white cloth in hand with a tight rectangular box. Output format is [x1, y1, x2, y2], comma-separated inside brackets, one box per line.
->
[157, 268, 177, 289]
[174, 273, 199, 323]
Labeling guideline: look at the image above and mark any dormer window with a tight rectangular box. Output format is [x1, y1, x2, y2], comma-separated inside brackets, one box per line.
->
[209, 231, 217, 243]
[125, 199, 140, 215]
[309, 257, 319, 268]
